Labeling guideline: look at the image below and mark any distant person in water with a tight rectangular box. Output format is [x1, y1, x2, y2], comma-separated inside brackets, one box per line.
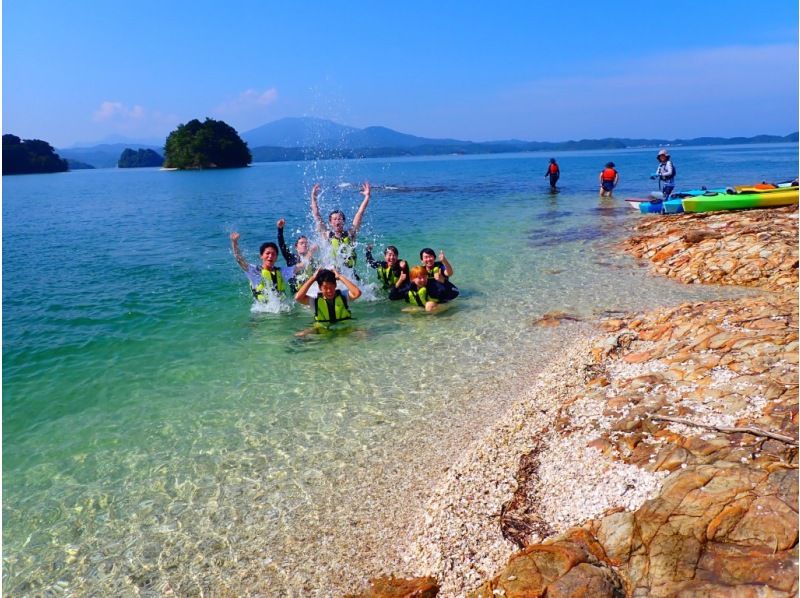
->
[230, 232, 297, 302]
[365, 244, 408, 290]
[599, 162, 619, 197]
[544, 158, 560, 189]
[310, 182, 372, 270]
[277, 218, 318, 291]
[389, 265, 453, 312]
[294, 268, 362, 326]
[419, 248, 459, 301]
[651, 149, 676, 200]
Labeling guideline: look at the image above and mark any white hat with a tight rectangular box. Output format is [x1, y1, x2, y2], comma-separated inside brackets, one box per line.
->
[657, 149, 668, 157]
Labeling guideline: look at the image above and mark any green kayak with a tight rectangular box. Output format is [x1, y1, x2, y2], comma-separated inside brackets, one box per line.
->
[682, 188, 798, 213]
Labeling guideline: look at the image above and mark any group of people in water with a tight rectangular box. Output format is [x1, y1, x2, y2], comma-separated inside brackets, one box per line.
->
[544, 149, 677, 198]
[230, 182, 459, 331]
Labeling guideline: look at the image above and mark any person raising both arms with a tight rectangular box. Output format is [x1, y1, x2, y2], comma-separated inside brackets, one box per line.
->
[599, 162, 619, 197]
[365, 244, 408, 290]
[230, 232, 297, 303]
[294, 268, 362, 327]
[310, 182, 372, 271]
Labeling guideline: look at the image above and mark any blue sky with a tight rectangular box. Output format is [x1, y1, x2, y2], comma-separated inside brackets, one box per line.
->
[3, 1, 798, 147]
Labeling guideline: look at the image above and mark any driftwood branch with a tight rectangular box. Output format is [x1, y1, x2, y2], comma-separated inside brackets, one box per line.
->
[651, 415, 799, 447]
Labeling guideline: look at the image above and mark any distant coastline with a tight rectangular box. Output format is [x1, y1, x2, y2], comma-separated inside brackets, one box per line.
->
[248, 133, 798, 163]
[54, 121, 798, 169]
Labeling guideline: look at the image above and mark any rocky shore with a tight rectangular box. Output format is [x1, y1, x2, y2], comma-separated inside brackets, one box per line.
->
[350, 206, 798, 597]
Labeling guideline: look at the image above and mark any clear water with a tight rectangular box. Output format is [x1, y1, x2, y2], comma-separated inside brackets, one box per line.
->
[3, 144, 796, 594]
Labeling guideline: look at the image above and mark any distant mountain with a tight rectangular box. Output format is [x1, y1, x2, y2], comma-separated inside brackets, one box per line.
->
[69, 134, 164, 148]
[242, 118, 797, 163]
[241, 117, 464, 149]
[57, 143, 163, 169]
[66, 159, 95, 170]
[242, 117, 358, 148]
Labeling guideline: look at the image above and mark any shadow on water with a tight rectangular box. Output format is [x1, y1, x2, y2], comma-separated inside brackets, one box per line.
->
[537, 210, 574, 221]
[526, 225, 609, 247]
[591, 201, 630, 217]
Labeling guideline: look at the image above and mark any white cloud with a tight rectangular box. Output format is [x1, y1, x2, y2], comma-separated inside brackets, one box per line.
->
[93, 101, 146, 122]
[214, 88, 279, 115]
[90, 101, 179, 138]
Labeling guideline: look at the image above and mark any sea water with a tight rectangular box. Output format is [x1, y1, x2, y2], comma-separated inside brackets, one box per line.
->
[3, 143, 796, 594]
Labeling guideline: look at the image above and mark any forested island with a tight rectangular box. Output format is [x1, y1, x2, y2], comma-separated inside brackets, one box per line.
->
[118, 148, 163, 168]
[3, 134, 68, 175]
[163, 118, 251, 169]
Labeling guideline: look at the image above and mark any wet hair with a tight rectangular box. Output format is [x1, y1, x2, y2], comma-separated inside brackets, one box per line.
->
[316, 269, 336, 286]
[549, 158, 556, 164]
[294, 235, 308, 249]
[419, 247, 436, 259]
[259, 241, 278, 256]
[328, 209, 346, 222]
[605, 162, 615, 168]
[384, 245, 399, 257]
[409, 265, 427, 279]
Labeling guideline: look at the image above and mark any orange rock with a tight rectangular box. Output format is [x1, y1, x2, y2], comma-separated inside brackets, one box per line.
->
[622, 351, 652, 364]
[348, 576, 440, 598]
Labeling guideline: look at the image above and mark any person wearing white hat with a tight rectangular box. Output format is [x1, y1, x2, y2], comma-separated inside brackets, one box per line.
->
[652, 149, 676, 200]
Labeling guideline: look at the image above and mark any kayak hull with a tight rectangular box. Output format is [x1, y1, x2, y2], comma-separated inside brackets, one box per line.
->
[682, 189, 799, 213]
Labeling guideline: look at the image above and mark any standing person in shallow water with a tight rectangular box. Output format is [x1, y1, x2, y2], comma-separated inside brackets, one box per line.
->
[365, 244, 408, 290]
[276, 218, 317, 291]
[310, 182, 372, 271]
[651, 149, 676, 200]
[599, 162, 619, 197]
[544, 158, 560, 190]
[230, 232, 297, 302]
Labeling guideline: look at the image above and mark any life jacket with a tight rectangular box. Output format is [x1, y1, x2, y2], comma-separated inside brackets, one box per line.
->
[425, 261, 448, 281]
[377, 263, 401, 289]
[313, 290, 352, 323]
[407, 284, 438, 307]
[549, 163, 559, 174]
[253, 268, 286, 301]
[601, 168, 617, 181]
[657, 160, 676, 181]
[329, 232, 356, 268]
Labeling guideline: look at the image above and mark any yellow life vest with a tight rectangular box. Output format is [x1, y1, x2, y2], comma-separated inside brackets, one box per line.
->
[407, 285, 438, 307]
[377, 264, 400, 289]
[330, 232, 356, 268]
[253, 268, 286, 301]
[314, 291, 352, 323]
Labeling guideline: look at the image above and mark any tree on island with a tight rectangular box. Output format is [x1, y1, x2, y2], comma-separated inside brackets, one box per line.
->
[163, 118, 251, 169]
[3, 134, 68, 175]
[118, 148, 164, 168]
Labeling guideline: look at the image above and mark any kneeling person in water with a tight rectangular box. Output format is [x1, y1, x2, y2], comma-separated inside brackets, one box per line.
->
[295, 268, 362, 325]
[230, 232, 296, 302]
[366, 244, 408, 290]
[389, 265, 452, 312]
[419, 247, 459, 301]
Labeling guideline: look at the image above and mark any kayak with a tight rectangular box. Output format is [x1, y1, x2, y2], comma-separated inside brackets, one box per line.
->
[637, 198, 684, 214]
[682, 188, 799, 213]
[734, 179, 798, 192]
[650, 187, 727, 200]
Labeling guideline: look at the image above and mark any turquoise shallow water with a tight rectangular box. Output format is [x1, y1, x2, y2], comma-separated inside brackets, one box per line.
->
[3, 143, 796, 594]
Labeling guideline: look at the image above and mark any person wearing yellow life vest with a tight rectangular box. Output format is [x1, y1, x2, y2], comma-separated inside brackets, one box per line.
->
[276, 218, 318, 292]
[230, 232, 300, 303]
[419, 247, 459, 301]
[365, 244, 408, 290]
[294, 268, 362, 325]
[599, 162, 619, 197]
[310, 181, 372, 271]
[389, 265, 453, 312]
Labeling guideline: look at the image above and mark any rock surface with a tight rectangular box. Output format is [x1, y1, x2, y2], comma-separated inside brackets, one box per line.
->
[355, 206, 799, 597]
